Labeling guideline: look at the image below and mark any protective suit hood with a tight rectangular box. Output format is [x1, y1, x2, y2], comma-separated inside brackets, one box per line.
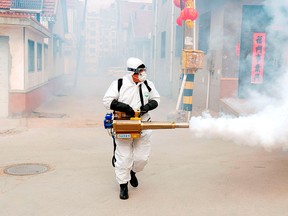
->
[127, 57, 145, 72]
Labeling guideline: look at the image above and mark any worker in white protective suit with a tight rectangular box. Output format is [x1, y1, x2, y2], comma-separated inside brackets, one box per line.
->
[103, 57, 160, 200]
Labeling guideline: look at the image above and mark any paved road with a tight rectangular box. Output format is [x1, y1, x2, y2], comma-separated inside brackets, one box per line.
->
[1, 74, 288, 216]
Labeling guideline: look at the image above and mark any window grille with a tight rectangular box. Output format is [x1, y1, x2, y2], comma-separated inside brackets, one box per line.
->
[10, 0, 43, 12]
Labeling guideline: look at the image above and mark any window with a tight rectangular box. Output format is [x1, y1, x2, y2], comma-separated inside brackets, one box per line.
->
[28, 40, 35, 72]
[161, 31, 166, 58]
[37, 43, 42, 71]
[44, 44, 48, 72]
[175, 26, 183, 57]
[53, 38, 62, 59]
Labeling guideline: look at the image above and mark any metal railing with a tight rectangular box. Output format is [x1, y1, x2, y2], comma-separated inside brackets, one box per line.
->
[10, 0, 43, 11]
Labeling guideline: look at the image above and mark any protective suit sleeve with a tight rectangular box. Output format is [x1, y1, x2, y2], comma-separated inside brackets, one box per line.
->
[146, 81, 160, 105]
[140, 100, 158, 114]
[110, 99, 135, 116]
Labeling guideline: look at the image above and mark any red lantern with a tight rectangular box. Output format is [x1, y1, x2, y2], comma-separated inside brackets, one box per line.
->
[173, 0, 187, 8]
[173, 0, 181, 8]
[181, 7, 198, 21]
[176, 15, 182, 26]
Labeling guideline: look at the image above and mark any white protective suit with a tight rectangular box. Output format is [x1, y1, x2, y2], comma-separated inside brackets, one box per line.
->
[103, 73, 160, 184]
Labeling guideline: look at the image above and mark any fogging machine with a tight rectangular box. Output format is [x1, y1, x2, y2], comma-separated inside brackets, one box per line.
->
[104, 111, 189, 139]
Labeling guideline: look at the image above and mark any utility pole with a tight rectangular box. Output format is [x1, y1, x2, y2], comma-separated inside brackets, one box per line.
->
[176, 0, 205, 121]
[74, 0, 88, 87]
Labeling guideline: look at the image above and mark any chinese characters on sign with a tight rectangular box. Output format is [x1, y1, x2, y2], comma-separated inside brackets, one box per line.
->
[251, 33, 266, 84]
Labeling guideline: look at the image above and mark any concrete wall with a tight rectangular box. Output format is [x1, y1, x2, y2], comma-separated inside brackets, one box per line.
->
[153, 0, 185, 99]
[0, 23, 65, 116]
[9, 76, 64, 116]
[0, 27, 25, 90]
[0, 26, 48, 91]
[5, 26, 49, 116]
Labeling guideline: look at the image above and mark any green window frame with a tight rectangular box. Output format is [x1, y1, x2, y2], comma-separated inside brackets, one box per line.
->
[37, 43, 42, 71]
[28, 40, 35, 72]
[161, 31, 166, 58]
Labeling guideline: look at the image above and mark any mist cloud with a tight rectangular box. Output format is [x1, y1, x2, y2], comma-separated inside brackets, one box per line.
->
[87, 0, 115, 12]
[189, 0, 288, 151]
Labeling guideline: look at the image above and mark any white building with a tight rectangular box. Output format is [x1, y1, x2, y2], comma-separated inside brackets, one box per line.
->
[0, 0, 68, 117]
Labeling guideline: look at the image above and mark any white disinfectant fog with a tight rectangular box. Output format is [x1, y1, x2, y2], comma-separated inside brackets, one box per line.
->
[190, 0, 288, 150]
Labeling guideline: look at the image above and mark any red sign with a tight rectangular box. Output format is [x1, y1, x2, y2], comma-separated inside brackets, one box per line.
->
[235, 43, 240, 57]
[251, 33, 266, 84]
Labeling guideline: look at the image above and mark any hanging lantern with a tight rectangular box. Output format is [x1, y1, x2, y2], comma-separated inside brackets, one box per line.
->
[181, 7, 198, 21]
[185, 19, 194, 28]
[173, 0, 181, 8]
[176, 15, 182, 26]
[173, 0, 187, 8]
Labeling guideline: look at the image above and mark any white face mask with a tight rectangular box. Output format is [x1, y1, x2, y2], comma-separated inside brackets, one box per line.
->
[138, 72, 147, 82]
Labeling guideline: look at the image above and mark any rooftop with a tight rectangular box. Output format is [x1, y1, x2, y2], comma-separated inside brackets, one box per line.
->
[0, 0, 57, 19]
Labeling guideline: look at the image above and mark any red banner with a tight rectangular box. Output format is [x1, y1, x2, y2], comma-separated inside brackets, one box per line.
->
[251, 33, 266, 84]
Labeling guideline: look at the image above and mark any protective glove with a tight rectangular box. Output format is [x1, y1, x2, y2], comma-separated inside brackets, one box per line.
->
[110, 99, 135, 116]
[140, 100, 158, 114]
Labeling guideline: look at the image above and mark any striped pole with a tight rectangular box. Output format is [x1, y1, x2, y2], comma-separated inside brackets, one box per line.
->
[182, 73, 194, 111]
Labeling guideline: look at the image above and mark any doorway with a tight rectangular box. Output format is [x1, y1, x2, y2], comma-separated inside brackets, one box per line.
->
[239, 5, 282, 98]
[0, 36, 9, 117]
